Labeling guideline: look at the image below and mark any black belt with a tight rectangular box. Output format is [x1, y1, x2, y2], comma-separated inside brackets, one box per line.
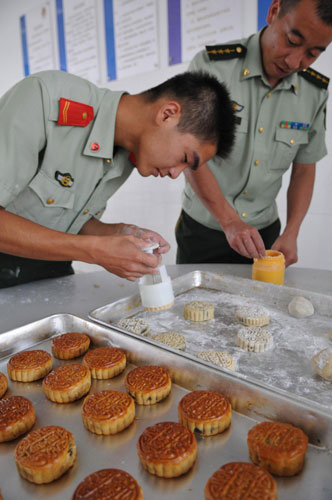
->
[0, 253, 74, 288]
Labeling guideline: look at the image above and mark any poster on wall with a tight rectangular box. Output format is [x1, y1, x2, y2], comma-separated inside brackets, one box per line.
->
[168, 0, 243, 66]
[56, 0, 101, 83]
[20, 2, 56, 76]
[104, 0, 159, 81]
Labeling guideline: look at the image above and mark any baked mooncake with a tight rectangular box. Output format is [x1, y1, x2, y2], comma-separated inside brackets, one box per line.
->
[235, 306, 270, 327]
[204, 462, 277, 499]
[117, 318, 150, 336]
[247, 421, 308, 476]
[125, 365, 171, 405]
[71, 468, 143, 500]
[7, 350, 52, 382]
[137, 421, 197, 478]
[152, 331, 186, 350]
[178, 390, 231, 436]
[197, 351, 235, 371]
[15, 425, 76, 484]
[0, 372, 8, 398]
[52, 332, 90, 359]
[83, 347, 126, 379]
[42, 363, 91, 403]
[82, 390, 135, 435]
[237, 326, 273, 352]
[184, 301, 214, 321]
[0, 395, 36, 442]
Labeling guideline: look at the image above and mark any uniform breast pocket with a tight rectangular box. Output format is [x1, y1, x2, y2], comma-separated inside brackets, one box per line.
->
[272, 128, 309, 170]
[229, 116, 249, 165]
[23, 170, 75, 230]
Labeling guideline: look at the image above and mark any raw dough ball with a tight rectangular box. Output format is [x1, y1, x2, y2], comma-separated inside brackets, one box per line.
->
[235, 306, 269, 327]
[288, 296, 314, 318]
[237, 327, 273, 352]
[312, 348, 332, 381]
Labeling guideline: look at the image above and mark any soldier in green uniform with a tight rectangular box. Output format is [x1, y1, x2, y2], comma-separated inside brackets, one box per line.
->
[0, 70, 235, 288]
[176, 0, 332, 267]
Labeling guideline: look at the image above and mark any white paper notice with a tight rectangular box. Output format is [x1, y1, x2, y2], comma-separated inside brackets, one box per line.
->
[62, 0, 100, 83]
[181, 0, 243, 63]
[23, 3, 56, 74]
[113, 0, 159, 80]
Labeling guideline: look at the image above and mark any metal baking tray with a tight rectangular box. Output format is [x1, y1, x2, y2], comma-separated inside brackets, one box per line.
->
[89, 270, 332, 410]
[0, 314, 332, 500]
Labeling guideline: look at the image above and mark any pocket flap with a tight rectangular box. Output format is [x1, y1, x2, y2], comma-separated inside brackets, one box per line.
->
[275, 127, 309, 147]
[29, 171, 75, 208]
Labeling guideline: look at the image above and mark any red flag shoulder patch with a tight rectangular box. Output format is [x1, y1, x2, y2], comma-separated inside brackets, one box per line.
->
[57, 98, 94, 127]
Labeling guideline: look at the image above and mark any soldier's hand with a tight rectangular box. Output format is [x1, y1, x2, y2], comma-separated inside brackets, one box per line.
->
[222, 219, 266, 260]
[116, 224, 170, 254]
[95, 234, 161, 281]
[271, 234, 298, 267]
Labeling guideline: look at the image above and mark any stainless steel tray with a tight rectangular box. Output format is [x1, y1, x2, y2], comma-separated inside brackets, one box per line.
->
[89, 270, 332, 410]
[0, 314, 332, 499]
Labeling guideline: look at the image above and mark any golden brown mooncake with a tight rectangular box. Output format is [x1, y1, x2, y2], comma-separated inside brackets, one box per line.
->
[42, 363, 91, 403]
[0, 395, 36, 442]
[204, 462, 277, 500]
[71, 468, 143, 500]
[83, 347, 126, 379]
[15, 425, 76, 484]
[51, 332, 90, 359]
[82, 390, 135, 435]
[0, 372, 8, 398]
[7, 350, 52, 382]
[247, 421, 309, 476]
[125, 365, 171, 405]
[137, 421, 197, 478]
[178, 390, 231, 436]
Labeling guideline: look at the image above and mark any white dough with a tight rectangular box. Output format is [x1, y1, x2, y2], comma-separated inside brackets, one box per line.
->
[312, 348, 332, 381]
[288, 296, 314, 318]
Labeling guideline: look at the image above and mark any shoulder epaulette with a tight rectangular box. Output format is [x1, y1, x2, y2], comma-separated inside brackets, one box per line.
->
[206, 44, 246, 61]
[299, 67, 329, 90]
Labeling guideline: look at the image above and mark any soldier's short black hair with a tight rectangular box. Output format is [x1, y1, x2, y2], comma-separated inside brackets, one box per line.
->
[143, 71, 235, 160]
[280, 0, 332, 25]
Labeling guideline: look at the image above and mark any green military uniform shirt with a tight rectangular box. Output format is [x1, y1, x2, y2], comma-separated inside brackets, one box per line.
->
[0, 70, 134, 234]
[182, 30, 328, 230]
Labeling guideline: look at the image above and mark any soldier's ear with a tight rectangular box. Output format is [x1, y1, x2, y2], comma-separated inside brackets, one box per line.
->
[266, 0, 281, 24]
[156, 101, 181, 127]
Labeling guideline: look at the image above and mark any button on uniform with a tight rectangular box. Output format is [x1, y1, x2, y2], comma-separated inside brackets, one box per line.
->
[90, 142, 100, 151]
[254, 160, 260, 166]
[290, 139, 295, 145]
[241, 212, 247, 218]
[83, 209, 89, 215]
[105, 159, 111, 163]
[258, 127, 264, 133]
[47, 198, 54, 205]
[243, 189, 248, 195]
[242, 68, 250, 77]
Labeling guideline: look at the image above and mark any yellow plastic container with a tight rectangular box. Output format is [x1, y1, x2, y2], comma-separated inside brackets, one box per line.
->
[252, 250, 285, 285]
